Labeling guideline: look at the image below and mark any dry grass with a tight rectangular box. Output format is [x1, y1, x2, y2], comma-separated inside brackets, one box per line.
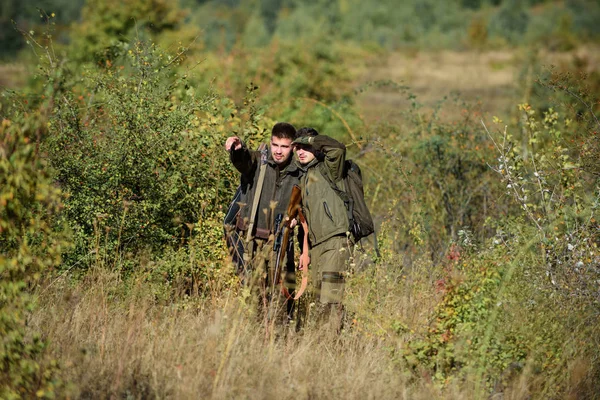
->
[0, 63, 27, 89]
[28, 257, 477, 400]
[355, 46, 600, 123]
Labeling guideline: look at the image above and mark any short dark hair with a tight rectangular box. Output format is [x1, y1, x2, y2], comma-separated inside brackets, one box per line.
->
[296, 127, 319, 138]
[271, 122, 296, 140]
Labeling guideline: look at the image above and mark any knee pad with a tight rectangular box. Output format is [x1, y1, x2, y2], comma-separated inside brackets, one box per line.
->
[320, 271, 345, 304]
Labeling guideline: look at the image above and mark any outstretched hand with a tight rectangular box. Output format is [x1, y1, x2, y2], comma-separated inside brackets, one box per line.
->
[225, 136, 242, 152]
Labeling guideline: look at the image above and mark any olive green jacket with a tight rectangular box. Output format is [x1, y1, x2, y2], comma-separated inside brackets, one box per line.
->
[295, 135, 349, 246]
[230, 143, 302, 239]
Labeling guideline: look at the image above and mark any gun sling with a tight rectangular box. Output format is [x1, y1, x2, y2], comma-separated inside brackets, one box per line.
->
[243, 150, 268, 262]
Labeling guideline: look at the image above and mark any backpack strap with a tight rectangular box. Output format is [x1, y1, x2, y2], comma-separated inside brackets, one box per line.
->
[245, 144, 268, 243]
[321, 163, 354, 233]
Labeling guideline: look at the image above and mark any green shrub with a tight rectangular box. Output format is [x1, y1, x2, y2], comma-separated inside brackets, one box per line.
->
[0, 102, 69, 399]
[403, 103, 600, 397]
[36, 38, 271, 271]
[188, 37, 354, 108]
[69, 0, 187, 62]
[358, 89, 501, 261]
[488, 0, 530, 45]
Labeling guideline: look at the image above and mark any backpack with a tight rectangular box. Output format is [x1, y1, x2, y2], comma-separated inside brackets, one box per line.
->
[327, 159, 379, 255]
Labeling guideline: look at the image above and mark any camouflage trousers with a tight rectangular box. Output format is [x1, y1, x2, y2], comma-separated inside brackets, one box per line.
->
[310, 234, 351, 304]
[291, 235, 352, 332]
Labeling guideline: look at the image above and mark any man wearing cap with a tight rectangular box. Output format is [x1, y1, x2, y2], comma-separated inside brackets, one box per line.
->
[293, 127, 351, 327]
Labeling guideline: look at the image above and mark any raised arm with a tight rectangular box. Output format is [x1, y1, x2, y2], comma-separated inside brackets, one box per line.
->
[225, 136, 260, 176]
[295, 135, 346, 182]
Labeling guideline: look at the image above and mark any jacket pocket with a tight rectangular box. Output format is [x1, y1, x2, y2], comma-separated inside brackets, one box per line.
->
[323, 201, 334, 222]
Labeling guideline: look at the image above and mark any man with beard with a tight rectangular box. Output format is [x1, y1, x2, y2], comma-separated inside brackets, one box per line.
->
[224, 122, 301, 322]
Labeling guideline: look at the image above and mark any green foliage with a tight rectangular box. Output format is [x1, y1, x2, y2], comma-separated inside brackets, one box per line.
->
[0, 0, 27, 59]
[1, 1, 599, 398]
[402, 102, 600, 396]
[69, 0, 186, 62]
[404, 249, 527, 387]
[567, 0, 600, 39]
[0, 105, 68, 398]
[359, 89, 500, 261]
[0, 0, 85, 59]
[462, 0, 483, 10]
[241, 12, 270, 48]
[488, 0, 530, 45]
[141, 222, 237, 302]
[187, 37, 354, 115]
[489, 103, 599, 306]
[466, 16, 488, 49]
[536, 66, 600, 177]
[36, 38, 267, 270]
[272, 0, 470, 49]
[411, 105, 493, 255]
[172, 0, 600, 51]
[3, 0, 600, 62]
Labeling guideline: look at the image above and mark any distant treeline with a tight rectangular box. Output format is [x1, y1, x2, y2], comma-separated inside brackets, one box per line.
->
[2, 0, 599, 60]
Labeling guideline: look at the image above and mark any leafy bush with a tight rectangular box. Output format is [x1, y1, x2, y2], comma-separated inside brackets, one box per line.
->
[403, 102, 600, 397]
[355, 88, 501, 261]
[36, 38, 271, 271]
[69, 0, 187, 62]
[488, 0, 530, 45]
[0, 101, 69, 398]
[188, 37, 354, 108]
[567, 0, 600, 39]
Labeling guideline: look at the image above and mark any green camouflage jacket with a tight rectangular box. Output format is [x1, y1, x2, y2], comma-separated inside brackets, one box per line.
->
[295, 135, 349, 246]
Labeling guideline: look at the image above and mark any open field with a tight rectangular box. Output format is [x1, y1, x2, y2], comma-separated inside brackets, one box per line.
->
[0, 63, 28, 89]
[2, 45, 598, 122]
[356, 46, 600, 123]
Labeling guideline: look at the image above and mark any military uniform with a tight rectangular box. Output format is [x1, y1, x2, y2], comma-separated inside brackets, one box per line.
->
[295, 135, 351, 305]
[227, 142, 303, 316]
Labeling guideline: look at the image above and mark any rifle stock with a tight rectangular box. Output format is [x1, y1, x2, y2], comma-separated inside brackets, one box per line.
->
[286, 185, 303, 221]
[274, 185, 309, 300]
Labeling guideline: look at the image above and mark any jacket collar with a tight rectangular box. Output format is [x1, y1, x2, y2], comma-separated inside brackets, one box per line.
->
[296, 156, 319, 172]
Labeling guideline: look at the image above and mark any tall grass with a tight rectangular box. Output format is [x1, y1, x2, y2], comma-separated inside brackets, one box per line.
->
[33, 235, 595, 399]
[30, 262, 437, 399]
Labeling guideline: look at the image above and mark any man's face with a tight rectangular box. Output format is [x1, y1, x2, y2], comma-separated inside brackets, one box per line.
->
[271, 136, 293, 165]
[295, 143, 316, 165]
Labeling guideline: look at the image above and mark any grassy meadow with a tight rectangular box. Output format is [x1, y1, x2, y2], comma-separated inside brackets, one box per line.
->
[2, 1, 600, 399]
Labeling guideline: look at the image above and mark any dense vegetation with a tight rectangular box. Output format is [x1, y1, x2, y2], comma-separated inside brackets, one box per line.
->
[1, 0, 599, 398]
[3, 0, 600, 60]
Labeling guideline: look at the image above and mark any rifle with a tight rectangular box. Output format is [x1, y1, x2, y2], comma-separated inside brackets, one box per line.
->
[271, 213, 284, 291]
[273, 185, 310, 300]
